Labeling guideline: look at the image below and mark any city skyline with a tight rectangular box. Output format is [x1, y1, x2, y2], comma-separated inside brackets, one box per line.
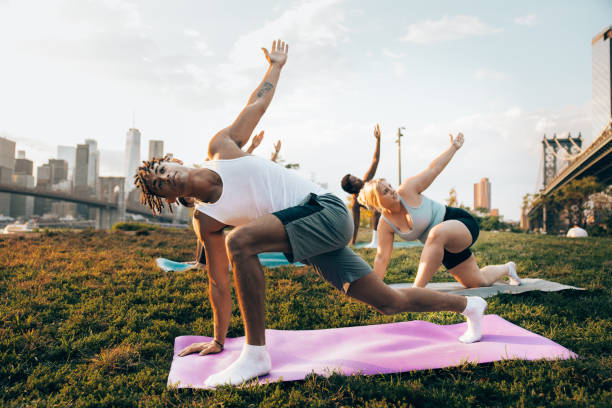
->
[1, 1, 611, 220]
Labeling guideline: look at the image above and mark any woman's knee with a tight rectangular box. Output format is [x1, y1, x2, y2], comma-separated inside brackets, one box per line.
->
[425, 225, 446, 246]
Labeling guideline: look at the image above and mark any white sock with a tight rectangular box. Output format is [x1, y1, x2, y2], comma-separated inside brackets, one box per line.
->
[506, 261, 521, 286]
[204, 344, 271, 387]
[459, 296, 487, 343]
[366, 230, 378, 248]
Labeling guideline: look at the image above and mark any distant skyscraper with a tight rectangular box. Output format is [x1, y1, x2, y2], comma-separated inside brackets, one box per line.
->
[48, 159, 68, 185]
[473, 178, 491, 211]
[74, 144, 89, 189]
[148, 140, 164, 160]
[0, 136, 16, 170]
[124, 128, 141, 191]
[11, 151, 35, 218]
[0, 137, 16, 216]
[57, 145, 76, 181]
[85, 139, 99, 189]
[15, 155, 33, 176]
[592, 26, 612, 138]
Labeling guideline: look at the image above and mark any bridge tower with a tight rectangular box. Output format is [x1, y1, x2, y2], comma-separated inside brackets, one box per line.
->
[541, 133, 583, 188]
[97, 177, 126, 229]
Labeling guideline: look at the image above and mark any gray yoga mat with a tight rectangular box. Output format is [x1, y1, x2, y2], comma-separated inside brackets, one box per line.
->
[389, 278, 584, 298]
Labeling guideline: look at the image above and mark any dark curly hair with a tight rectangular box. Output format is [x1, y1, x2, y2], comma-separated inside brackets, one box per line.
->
[341, 174, 363, 195]
[134, 156, 174, 216]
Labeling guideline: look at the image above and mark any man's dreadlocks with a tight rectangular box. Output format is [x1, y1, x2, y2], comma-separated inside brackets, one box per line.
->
[134, 156, 174, 216]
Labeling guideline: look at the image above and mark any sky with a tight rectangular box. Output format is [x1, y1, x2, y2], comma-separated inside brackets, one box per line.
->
[0, 0, 610, 221]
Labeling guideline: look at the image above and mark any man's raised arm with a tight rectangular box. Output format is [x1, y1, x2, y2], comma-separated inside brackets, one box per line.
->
[210, 40, 288, 155]
[362, 124, 381, 182]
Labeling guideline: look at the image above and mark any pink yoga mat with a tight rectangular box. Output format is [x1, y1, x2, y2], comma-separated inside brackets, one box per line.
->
[167, 315, 576, 388]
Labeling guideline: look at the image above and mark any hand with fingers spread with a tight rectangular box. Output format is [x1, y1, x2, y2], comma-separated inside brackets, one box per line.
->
[373, 124, 381, 140]
[178, 339, 223, 357]
[273, 140, 281, 153]
[450, 132, 464, 150]
[262, 39, 288, 67]
[251, 131, 264, 149]
[246, 130, 265, 154]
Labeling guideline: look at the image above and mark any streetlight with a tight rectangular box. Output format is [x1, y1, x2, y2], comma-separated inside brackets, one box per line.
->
[396, 127, 405, 185]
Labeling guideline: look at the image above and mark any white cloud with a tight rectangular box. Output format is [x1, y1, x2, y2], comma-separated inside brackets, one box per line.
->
[514, 14, 536, 26]
[183, 28, 200, 37]
[382, 48, 405, 59]
[195, 41, 214, 56]
[474, 68, 508, 80]
[226, 0, 348, 71]
[400, 15, 501, 44]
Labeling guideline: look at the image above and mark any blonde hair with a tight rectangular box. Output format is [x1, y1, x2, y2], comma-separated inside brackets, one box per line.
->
[357, 179, 384, 212]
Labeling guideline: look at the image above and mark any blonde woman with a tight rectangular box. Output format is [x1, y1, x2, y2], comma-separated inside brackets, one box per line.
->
[358, 133, 521, 288]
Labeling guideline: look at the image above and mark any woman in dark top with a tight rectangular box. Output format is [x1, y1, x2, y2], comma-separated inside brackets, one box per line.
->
[341, 124, 381, 247]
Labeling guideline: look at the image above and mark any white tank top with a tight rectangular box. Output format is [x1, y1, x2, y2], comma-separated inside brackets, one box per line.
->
[195, 155, 326, 226]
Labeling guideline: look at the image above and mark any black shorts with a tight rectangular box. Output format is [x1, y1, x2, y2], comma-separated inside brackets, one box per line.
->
[441, 206, 480, 270]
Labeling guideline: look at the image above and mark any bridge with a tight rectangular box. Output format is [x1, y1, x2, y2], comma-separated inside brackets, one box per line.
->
[528, 119, 612, 231]
[0, 183, 175, 228]
[540, 120, 612, 195]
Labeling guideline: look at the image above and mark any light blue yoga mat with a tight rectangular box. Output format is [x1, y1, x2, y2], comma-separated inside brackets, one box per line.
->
[156, 253, 304, 272]
[157, 242, 422, 271]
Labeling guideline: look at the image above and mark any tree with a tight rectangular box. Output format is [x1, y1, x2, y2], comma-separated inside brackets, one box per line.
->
[446, 188, 458, 207]
[557, 176, 603, 226]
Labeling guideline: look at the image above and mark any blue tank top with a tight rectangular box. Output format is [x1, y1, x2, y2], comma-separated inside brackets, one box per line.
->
[381, 195, 446, 243]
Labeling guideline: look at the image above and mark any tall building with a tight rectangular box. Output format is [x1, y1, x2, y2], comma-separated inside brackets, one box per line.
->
[57, 145, 76, 181]
[11, 151, 35, 218]
[0, 137, 16, 216]
[85, 139, 99, 189]
[592, 26, 612, 138]
[48, 159, 68, 185]
[14, 151, 33, 175]
[0, 136, 16, 170]
[473, 177, 491, 211]
[148, 140, 164, 160]
[74, 144, 90, 190]
[124, 128, 141, 192]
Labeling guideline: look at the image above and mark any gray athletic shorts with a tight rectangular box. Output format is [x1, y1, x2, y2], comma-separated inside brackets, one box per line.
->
[273, 193, 373, 292]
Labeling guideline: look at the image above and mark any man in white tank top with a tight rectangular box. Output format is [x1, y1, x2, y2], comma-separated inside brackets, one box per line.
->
[134, 39, 488, 387]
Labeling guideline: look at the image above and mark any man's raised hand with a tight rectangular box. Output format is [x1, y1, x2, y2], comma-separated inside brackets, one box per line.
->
[373, 124, 381, 140]
[262, 39, 288, 67]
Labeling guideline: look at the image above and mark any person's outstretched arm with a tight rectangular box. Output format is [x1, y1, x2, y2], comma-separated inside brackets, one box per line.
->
[209, 40, 288, 158]
[362, 124, 381, 182]
[350, 195, 360, 245]
[400, 133, 464, 194]
[178, 214, 231, 357]
[372, 221, 394, 279]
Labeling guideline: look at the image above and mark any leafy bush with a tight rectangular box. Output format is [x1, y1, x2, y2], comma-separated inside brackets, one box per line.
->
[112, 222, 159, 232]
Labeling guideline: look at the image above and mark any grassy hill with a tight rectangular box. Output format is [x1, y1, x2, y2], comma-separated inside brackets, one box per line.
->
[1, 229, 610, 407]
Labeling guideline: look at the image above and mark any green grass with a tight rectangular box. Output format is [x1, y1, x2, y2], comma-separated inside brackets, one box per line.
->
[1, 229, 610, 407]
